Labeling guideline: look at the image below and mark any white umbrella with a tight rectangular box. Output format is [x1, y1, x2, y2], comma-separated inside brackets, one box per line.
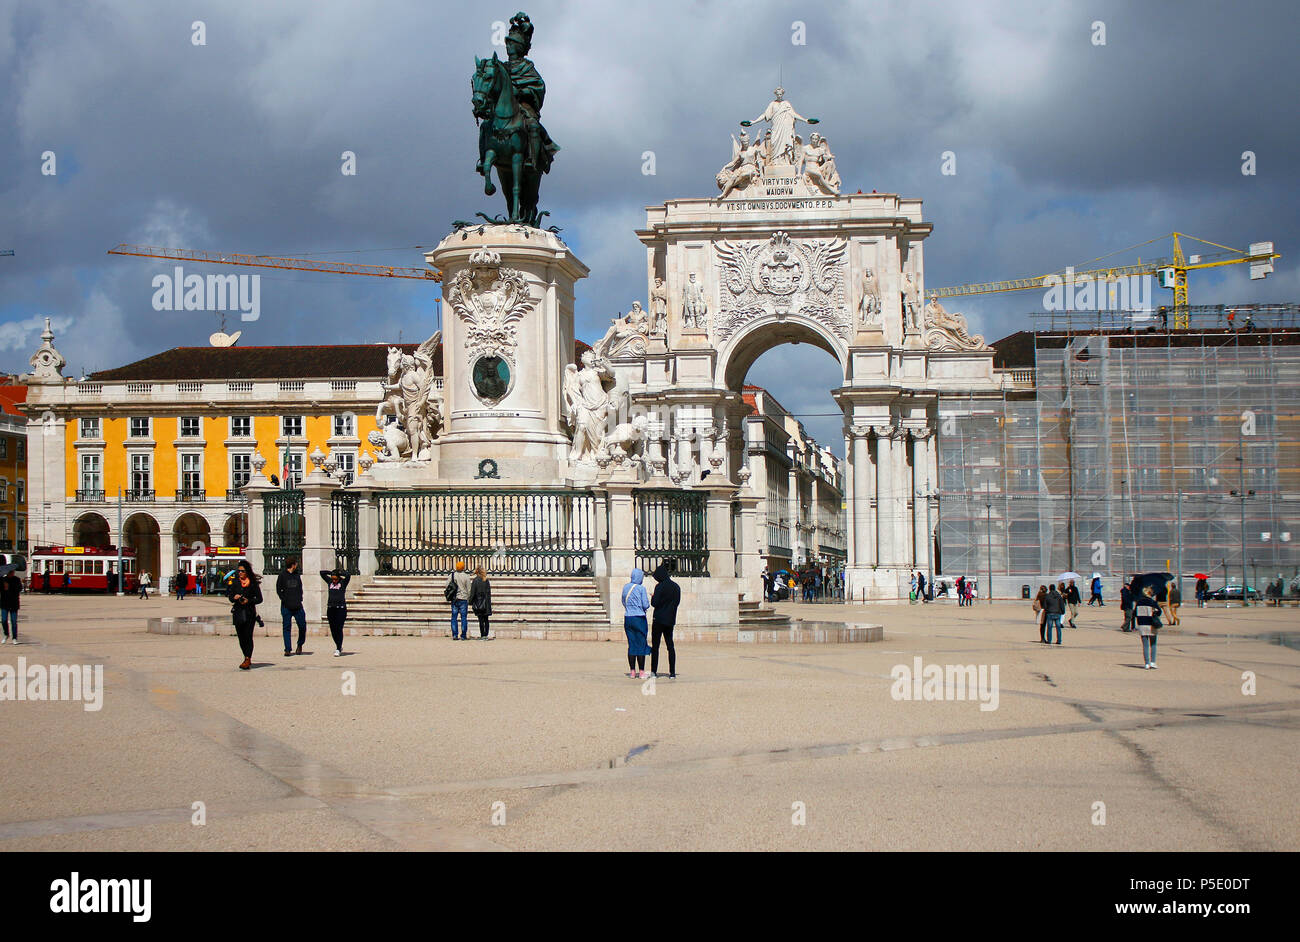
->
[1057, 571, 1082, 582]
[1091, 572, 1102, 579]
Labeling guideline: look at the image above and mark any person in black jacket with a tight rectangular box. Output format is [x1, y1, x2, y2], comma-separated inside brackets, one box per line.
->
[227, 560, 263, 670]
[1, 570, 22, 643]
[650, 561, 681, 678]
[1044, 584, 1065, 644]
[1065, 580, 1081, 628]
[276, 558, 307, 656]
[468, 566, 492, 639]
[320, 569, 350, 656]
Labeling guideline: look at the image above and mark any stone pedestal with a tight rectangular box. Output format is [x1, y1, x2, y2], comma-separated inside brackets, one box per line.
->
[429, 225, 588, 485]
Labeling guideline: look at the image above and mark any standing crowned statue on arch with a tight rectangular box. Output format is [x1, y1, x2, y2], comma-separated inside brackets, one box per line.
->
[740, 87, 819, 168]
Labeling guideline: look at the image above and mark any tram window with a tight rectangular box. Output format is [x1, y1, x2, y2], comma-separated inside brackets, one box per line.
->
[93, 560, 104, 574]
[125, 560, 134, 573]
[54, 560, 63, 574]
[73, 560, 82, 575]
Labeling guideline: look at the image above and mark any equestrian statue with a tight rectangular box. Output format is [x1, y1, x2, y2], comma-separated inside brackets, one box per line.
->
[470, 12, 559, 227]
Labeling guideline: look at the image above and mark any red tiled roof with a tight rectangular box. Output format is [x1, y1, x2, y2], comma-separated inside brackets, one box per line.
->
[0, 384, 28, 417]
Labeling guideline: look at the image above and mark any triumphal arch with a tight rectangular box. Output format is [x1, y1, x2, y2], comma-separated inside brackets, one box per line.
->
[240, 51, 1001, 632]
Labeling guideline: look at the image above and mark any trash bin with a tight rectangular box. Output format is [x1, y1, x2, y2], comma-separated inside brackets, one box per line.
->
[1021, 584, 1031, 599]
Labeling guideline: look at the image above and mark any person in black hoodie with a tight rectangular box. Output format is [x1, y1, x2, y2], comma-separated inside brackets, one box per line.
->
[320, 568, 351, 656]
[650, 560, 681, 678]
[227, 560, 263, 670]
[1, 569, 22, 643]
[276, 558, 307, 656]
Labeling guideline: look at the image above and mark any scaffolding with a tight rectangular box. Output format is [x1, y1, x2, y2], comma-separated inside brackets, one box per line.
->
[937, 317, 1300, 591]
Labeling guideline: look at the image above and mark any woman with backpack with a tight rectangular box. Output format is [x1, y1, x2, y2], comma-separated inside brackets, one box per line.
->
[320, 568, 351, 656]
[468, 566, 493, 639]
[621, 567, 653, 679]
[227, 560, 263, 671]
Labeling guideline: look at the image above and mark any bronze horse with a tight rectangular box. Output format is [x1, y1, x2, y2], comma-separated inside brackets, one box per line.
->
[472, 54, 545, 227]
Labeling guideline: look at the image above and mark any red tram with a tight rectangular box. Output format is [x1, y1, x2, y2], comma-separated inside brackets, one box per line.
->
[29, 546, 139, 593]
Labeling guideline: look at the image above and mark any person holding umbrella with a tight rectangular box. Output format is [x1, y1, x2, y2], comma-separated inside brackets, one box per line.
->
[1194, 574, 1210, 608]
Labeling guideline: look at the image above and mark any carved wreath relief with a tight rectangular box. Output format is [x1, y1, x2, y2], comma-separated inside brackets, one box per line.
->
[713, 231, 849, 342]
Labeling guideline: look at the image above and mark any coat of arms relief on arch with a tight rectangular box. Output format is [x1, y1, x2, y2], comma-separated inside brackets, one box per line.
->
[713, 231, 849, 343]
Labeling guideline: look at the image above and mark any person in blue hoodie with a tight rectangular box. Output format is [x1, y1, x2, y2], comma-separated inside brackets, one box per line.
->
[650, 561, 681, 679]
[621, 567, 653, 679]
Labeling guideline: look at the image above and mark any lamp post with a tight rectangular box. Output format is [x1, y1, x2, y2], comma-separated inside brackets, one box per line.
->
[116, 486, 123, 596]
[1233, 429, 1253, 606]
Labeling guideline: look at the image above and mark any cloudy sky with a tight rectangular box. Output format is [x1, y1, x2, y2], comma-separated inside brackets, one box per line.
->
[2, 0, 1296, 450]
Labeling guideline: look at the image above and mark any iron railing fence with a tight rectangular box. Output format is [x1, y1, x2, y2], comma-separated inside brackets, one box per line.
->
[263, 489, 305, 575]
[375, 489, 596, 575]
[331, 490, 360, 574]
[634, 488, 708, 576]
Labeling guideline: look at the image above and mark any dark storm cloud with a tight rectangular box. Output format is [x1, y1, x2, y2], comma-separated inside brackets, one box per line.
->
[1, 0, 1295, 448]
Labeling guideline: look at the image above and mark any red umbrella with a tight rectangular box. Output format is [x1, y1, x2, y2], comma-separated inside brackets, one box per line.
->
[1193, 573, 1209, 580]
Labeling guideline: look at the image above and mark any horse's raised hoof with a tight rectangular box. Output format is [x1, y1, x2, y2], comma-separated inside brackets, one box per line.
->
[485, 182, 496, 196]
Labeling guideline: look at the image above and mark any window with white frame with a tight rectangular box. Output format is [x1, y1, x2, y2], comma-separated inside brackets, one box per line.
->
[281, 415, 304, 438]
[231, 453, 252, 490]
[0, 480, 7, 503]
[16, 481, 24, 504]
[129, 417, 150, 438]
[80, 418, 101, 439]
[231, 415, 252, 438]
[282, 450, 304, 487]
[333, 414, 355, 437]
[17, 439, 24, 461]
[81, 454, 101, 493]
[181, 453, 202, 493]
[0, 518, 8, 541]
[335, 451, 355, 485]
[0, 438, 7, 459]
[17, 518, 24, 543]
[131, 453, 152, 492]
[180, 416, 201, 438]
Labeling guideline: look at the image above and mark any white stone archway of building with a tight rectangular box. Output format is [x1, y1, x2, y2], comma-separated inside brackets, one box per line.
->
[222, 512, 248, 547]
[72, 512, 111, 549]
[173, 511, 212, 550]
[717, 314, 849, 393]
[123, 512, 161, 581]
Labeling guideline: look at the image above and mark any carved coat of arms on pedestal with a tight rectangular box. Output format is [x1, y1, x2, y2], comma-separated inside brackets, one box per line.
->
[713, 231, 848, 342]
[444, 247, 537, 381]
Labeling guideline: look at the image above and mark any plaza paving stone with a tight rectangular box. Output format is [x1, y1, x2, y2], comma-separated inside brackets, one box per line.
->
[1, 592, 1295, 851]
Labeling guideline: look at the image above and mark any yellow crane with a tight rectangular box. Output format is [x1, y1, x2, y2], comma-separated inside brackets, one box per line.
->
[927, 232, 1279, 327]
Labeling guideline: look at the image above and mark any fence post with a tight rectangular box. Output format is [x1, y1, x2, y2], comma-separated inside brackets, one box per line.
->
[299, 469, 335, 630]
[242, 475, 275, 578]
[351, 483, 379, 577]
[733, 489, 763, 601]
[602, 482, 637, 626]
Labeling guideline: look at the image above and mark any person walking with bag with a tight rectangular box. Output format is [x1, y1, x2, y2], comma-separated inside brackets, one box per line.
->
[138, 571, 152, 599]
[320, 568, 351, 656]
[1032, 585, 1048, 643]
[227, 560, 263, 671]
[650, 561, 680, 678]
[445, 560, 473, 640]
[1135, 585, 1162, 669]
[468, 566, 492, 640]
[276, 558, 307, 656]
[621, 567, 653, 679]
